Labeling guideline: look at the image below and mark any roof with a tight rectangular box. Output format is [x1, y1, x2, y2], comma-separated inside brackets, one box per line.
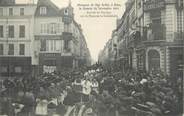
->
[35, 0, 60, 17]
[0, 4, 36, 7]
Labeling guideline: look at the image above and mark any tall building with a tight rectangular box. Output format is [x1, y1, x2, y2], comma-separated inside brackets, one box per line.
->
[139, 0, 183, 78]
[34, 0, 91, 74]
[0, 0, 91, 77]
[121, 0, 183, 77]
[100, 0, 183, 78]
[0, 1, 37, 78]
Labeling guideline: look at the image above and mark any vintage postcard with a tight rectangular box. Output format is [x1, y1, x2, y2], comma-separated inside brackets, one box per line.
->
[0, 0, 183, 116]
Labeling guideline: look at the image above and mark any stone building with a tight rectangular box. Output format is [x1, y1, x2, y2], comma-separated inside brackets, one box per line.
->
[0, 0, 37, 78]
[100, 0, 183, 78]
[35, 0, 90, 72]
[120, 0, 183, 77]
[0, 0, 91, 77]
[34, 0, 91, 73]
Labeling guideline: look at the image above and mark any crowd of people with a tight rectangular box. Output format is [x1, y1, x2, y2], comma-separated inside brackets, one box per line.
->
[0, 64, 183, 116]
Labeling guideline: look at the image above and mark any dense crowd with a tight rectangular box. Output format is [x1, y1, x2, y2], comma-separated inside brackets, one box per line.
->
[0, 64, 183, 116]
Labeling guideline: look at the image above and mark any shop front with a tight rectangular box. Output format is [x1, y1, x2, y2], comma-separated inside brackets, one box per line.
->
[39, 53, 76, 74]
[0, 57, 31, 78]
[39, 53, 60, 74]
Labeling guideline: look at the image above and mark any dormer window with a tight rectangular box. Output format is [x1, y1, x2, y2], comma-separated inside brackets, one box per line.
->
[40, 7, 47, 15]
[64, 9, 68, 15]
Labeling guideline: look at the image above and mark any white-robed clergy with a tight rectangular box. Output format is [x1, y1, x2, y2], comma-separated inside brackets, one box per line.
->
[35, 99, 49, 116]
[82, 79, 92, 95]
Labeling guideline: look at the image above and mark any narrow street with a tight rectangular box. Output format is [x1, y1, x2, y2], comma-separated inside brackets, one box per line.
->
[0, 0, 183, 116]
[0, 63, 183, 116]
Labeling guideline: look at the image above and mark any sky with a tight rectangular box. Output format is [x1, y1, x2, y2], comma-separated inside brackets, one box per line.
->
[17, 0, 126, 62]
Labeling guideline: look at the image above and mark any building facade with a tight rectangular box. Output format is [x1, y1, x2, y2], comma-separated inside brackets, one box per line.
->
[0, 0, 37, 78]
[99, 0, 183, 78]
[34, 0, 91, 74]
[0, 0, 91, 77]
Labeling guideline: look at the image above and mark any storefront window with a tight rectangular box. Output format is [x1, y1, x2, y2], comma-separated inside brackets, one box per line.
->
[15, 66, 22, 73]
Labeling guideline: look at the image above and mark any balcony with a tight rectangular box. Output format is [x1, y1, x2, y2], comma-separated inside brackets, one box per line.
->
[145, 24, 166, 41]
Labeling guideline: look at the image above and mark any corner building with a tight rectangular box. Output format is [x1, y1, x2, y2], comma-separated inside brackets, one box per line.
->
[34, 0, 91, 74]
[116, 0, 183, 78]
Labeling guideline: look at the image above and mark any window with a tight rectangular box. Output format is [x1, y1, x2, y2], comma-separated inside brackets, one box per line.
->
[50, 23, 56, 34]
[0, 44, 3, 55]
[20, 8, 24, 16]
[41, 24, 44, 33]
[64, 40, 70, 52]
[40, 39, 46, 51]
[0, 66, 8, 73]
[9, 8, 13, 16]
[41, 23, 48, 34]
[8, 44, 14, 55]
[8, 25, 14, 38]
[15, 66, 22, 73]
[0, 25, 3, 37]
[0, 8, 3, 16]
[40, 7, 47, 15]
[41, 23, 59, 34]
[19, 44, 25, 55]
[19, 25, 25, 38]
[46, 40, 61, 51]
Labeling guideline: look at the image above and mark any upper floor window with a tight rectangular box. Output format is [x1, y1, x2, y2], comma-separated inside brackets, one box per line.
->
[19, 44, 25, 55]
[46, 40, 61, 52]
[0, 8, 3, 16]
[8, 44, 14, 55]
[9, 8, 13, 16]
[20, 8, 24, 16]
[40, 7, 47, 15]
[41, 23, 59, 34]
[50, 23, 57, 34]
[0, 25, 3, 38]
[40, 39, 46, 51]
[0, 44, 3, 55]
[19, 25, 25, 38]
[8, 25, 14, 38]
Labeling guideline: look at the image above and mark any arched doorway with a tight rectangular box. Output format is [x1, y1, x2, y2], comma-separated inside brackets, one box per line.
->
[148, 50, 160, 72]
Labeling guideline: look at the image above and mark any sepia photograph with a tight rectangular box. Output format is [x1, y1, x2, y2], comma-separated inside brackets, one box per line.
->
[0, 0, 183, 116]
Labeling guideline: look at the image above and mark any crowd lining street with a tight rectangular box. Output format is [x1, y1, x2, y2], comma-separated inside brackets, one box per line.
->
[0, 64, 183, 116]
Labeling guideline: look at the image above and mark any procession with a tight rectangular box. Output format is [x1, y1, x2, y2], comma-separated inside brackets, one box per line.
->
[0, 63, 183, 116]
[0, 0, 183, 116]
